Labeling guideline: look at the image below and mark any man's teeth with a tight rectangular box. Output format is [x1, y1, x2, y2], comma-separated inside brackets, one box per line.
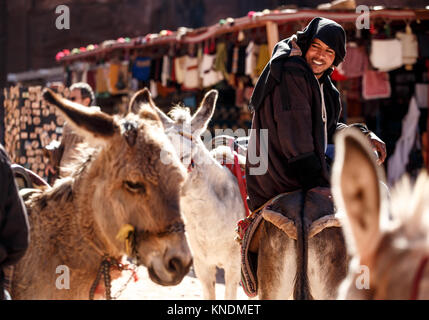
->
[313, 60, 323, 65]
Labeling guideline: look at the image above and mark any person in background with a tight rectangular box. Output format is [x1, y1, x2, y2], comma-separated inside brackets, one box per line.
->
[0, 144, 30, 300]
[44, 82, 96, 179]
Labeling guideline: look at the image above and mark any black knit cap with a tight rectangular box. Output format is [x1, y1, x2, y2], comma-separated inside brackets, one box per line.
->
[296, 17, 346, 66]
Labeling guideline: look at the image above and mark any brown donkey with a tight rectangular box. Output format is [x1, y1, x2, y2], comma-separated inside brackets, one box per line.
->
[253, 186, 348, 299]
[333, 128, 429, 299]
[11, 88, 192, 299]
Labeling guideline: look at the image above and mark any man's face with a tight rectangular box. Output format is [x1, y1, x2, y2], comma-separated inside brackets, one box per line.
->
[69, 88, 90, 106]
[305, 38, 336, 79]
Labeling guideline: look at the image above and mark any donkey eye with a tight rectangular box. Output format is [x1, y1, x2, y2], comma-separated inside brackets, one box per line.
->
[124, 181, 146, 194]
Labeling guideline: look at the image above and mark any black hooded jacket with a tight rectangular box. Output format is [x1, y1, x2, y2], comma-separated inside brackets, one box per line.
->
[245, 17, 368, 211]
[0, 144, 29, 296]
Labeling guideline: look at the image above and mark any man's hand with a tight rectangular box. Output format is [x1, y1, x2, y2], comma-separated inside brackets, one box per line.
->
[368, 132, 386, 165]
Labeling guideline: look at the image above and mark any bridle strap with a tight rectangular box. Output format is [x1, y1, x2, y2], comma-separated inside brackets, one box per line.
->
[177, 130, 195, 172]
[88, 221, 185, 300]
[411, 255, 429, 300]
[178, 130, 193, 141]
[135, 221, 186, 240]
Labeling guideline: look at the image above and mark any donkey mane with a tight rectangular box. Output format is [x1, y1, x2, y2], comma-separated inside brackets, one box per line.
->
[28, 177, 74, 212]
[59, 142, 96, 178]
[168, 105, 191, 123]
[29, 144, 95, 212]
[389, 172, 429, 246]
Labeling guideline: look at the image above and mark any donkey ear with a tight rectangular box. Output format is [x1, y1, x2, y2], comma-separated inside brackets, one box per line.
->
[331, 128, 387, 266]
[129, 87, 153, 114]
[190, 90, 218, 134]
[128, 88, 162, 123]
[43, 88, 119, 142]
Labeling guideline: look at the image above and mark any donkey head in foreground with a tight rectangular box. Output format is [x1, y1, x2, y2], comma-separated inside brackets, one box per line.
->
[43, 88, 192, 286]
[332, 128, 429, 299]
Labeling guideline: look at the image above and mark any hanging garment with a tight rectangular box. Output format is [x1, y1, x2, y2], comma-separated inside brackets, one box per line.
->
[161, 55, 171, 87]
[116, 62, 129, 91]
[387, 97, 421, 186]
[170, 57, 176, 82]
[149, 57, 163, 82]
[71, 70, 78, 84]
[108, 62, 120, 95]
[95, 65, 108, 93]
[183, 55, 200, 90]
[200, 54, 223, 88]
[214, 42, 229, 79]
[132, 57, 151, 81]
[415, 83, 428, 108]
[174, 55, 186, 85]
[245, 41, 260, 82]
[370, 38, 403, 72]
[232, 46, 239, 74]
[237, 45, 246, 76]
[81, 63, 90, 83]
[150, 80, 158, 99]
[362, 68, 391, 100]
[417, 33, 429, 59]
[342, 44, 366, 78]
[396, 27, 418, 69]
[255, 44, 270, 77]
[226, 43, 235, 74]
[86, 69, 96, 93]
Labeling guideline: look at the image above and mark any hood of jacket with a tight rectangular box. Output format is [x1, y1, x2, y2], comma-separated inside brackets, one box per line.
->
[249, 17, 346, 112]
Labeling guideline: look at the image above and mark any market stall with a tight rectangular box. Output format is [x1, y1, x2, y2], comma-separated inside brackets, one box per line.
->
[5, 6, 429, 183]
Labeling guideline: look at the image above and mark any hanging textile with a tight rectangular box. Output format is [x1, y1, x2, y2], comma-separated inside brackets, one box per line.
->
[161, 55, 171, 87]
[254, 44, 270, 77]
[370, 38, 403, 72]
[396, 25, 419, 70]
[362, 68, 391, 100]
[245, 41, 259, 84]
[387, 97, 421, 186]
[174, 55, 186, 85]
[183, 55, 200, 90]
[200, 54, 223, 88]
[132, 57, 151, 82]
[214, 42, 229, 79]
[342, 44, 366, 78]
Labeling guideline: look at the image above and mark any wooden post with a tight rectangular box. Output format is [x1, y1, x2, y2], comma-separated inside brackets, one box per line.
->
[266, 21, 279, 55]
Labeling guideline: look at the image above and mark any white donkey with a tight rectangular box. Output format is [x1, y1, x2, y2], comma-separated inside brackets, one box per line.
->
[139, 89, 247, 299]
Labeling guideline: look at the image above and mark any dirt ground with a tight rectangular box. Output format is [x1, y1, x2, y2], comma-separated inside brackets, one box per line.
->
[111, 265, 249, 300]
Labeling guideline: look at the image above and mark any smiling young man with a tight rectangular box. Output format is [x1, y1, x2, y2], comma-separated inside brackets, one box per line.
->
[245, 17, 386, 212]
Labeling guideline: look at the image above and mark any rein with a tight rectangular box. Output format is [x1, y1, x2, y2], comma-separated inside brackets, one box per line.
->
[221, 138, 251, 217]
[88, 221, 185, 300]
[411, 255, 429, 300]
[222, 150, 250, 216]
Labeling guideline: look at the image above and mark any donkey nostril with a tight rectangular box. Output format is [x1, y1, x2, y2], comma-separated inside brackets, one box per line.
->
[168, 258, 182, 273]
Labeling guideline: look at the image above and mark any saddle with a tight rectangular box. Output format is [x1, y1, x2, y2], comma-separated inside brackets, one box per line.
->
[237, 187, 340, 297]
